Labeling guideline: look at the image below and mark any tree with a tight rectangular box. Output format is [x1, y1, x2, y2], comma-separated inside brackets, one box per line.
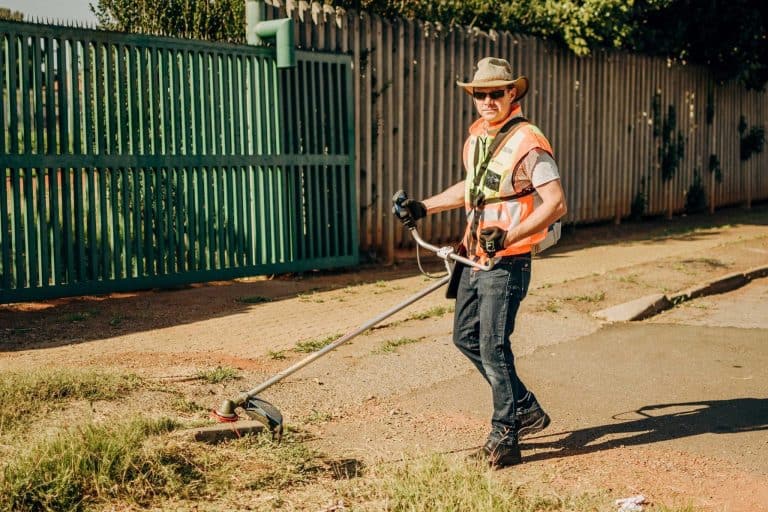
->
[91, 0, 768, 89]
[91, 0, 244, 41]
[0, 7, 24, 21]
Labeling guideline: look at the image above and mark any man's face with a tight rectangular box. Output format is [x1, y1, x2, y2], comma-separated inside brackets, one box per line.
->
[472, 87, 516, 124]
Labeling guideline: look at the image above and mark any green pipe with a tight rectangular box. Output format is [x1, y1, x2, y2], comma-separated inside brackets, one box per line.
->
[255, 18, 296, 68]
[245, 0, 295, 68]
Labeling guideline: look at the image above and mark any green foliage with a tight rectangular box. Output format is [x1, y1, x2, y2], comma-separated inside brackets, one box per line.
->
[196, 366, 240, 384]
[91, 0, 245, 41]
[92, 0, 768, 88]
[708, 154, 722, 183]
[0, 7, 23, 21]
[657, 104, 685, 182]
[295, 333, 342, 353]
[738, 117, 766, 162]
[684, 171, 707, 214]
[630, 176, 647, 220]
[375, 337, 422, 353]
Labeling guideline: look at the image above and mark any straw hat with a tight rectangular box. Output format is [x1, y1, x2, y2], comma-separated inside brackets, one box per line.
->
[456, 57, 529, 102]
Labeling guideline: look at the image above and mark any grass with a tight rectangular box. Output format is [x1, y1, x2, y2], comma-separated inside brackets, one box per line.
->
[268, 350, 287, 360]
[295, 333, 342, 353]
[538, 299, 561, 313]
[408, 305, 453, 321]
[362, 454, 604, 511]
[0, 368, 143, 431]
[565, 291, 606, 303]
[196, 366, 240, 384]
[375, 337, 423, 354]
[0, 417, 193, 512]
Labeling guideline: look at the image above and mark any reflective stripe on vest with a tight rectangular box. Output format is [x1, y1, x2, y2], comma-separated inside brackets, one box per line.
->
[462, 122, 554, 260]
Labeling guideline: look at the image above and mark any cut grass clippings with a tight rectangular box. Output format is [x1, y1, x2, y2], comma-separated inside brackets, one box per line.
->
[0, 368, 143, 431]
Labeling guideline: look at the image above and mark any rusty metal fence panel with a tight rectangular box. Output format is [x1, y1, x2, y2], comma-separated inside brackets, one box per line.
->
[0, 20, 357, 303]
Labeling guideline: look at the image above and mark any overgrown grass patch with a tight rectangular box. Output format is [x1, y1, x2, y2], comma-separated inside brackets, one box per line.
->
[0, 417, 195, 512]
[363, 454, 604, 511]
[295, 333, 342, 353]
[0, 368, 143, 431]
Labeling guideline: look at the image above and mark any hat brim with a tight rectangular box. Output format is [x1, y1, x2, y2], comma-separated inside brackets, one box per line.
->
[456, 76, 529, 102]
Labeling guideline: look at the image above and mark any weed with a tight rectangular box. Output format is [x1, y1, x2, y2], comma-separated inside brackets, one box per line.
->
[619, 273, 641, 285]
[375, 337, 422, 354]
[236, 295, 272, 304]
[0, 417, 194, 511]
[298, 292, 324, 303]
[566, 291, 606, 303]
[304, 409, 334, 423]
[538, 299, 560, 313]
[172, 397, 206, 414]
[0, 369, 143, 431]
[109, 315, 124, 327]
[408, 305, 454, 321]
[196, 366, 240, 384]
[295, 333, 342, 353]
[64, 312, 90, 322]
[268, 350, 287, 360]
[368, 454, 604, 511]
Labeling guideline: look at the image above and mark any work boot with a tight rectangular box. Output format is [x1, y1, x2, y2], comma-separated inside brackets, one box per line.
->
[484, 438, 522, 469]
[469, 426, 522, 469]
[517, 404, 550, 438]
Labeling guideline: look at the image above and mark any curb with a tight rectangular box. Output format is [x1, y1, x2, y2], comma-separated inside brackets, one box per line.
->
[593, 264, 768, 322]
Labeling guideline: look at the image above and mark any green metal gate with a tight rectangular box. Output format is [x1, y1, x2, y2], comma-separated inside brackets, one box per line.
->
[0, 20, 356, 303]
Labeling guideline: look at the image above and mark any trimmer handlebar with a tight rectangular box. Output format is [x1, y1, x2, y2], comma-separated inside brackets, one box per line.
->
[393, 190, 494, 272]
[408, 227, 495, 271]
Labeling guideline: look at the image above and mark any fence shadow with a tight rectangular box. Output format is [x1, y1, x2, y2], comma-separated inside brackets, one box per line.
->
[521, 398, 768, 462]
[0, 257, 445, 353]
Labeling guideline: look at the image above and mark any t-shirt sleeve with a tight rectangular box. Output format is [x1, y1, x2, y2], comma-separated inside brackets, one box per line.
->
[526, 148, 560, 187]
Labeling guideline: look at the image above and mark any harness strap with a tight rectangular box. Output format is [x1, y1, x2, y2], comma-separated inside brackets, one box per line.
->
[468, 116, 529, 250]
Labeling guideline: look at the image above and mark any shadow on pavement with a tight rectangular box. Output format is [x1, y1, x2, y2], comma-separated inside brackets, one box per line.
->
[522, 398, 768, 461]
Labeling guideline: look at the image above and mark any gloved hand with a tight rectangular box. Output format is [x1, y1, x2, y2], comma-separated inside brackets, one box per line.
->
[392, 190, 427, 228]
[479, 227, 507, 257]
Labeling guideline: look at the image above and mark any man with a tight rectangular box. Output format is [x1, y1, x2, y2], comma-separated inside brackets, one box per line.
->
[393, 57, 567, 468]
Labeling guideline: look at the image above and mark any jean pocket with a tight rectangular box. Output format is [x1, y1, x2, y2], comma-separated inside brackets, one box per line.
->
[507, 258, 531, 300]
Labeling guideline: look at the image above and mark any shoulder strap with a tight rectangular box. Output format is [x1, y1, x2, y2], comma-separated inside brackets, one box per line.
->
[472, 116, 528, 190]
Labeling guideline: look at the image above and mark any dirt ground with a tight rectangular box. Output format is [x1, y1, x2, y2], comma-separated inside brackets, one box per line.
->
[1, 205, 768, 510]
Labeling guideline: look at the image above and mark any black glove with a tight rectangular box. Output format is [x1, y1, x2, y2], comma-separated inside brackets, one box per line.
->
[392, 190, 427, 228]
[479, 227, 507, 257]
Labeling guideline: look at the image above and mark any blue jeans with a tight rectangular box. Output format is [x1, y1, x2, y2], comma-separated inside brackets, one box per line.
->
[452, 254, 533, 441]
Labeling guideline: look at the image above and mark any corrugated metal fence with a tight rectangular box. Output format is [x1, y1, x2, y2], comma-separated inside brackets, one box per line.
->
[265, 2, 768, 261]
[0, 20, 356, 302]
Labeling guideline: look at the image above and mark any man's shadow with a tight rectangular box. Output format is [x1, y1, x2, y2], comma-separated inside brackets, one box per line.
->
[521, 398, 768, 461]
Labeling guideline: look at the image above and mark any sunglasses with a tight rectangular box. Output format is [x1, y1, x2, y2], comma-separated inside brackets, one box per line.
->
[472, 89, 508, 100]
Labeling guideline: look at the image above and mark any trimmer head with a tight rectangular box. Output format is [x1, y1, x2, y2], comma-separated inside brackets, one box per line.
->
[211, 396, 284, 440]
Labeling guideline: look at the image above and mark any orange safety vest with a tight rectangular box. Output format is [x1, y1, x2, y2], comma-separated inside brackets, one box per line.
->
[462, 110, 554, 261]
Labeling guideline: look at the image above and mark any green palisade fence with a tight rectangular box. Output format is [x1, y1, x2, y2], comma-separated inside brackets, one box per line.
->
[0, 20, 357, 303]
